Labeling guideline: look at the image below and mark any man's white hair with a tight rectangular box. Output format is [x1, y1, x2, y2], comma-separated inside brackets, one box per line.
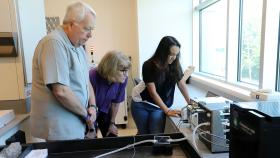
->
[63, 1, 96, 24]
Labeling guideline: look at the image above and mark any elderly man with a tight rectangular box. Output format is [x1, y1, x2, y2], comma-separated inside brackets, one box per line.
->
[31, 1, 97, 140]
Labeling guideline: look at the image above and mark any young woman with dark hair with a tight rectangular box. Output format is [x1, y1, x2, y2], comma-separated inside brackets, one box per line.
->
[131, 36, 191, 134]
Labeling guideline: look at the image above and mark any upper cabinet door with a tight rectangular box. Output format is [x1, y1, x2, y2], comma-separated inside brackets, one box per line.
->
[0, 0, 13, 32]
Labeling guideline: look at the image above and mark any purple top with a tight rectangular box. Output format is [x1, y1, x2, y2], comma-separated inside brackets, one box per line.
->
[89, 68, 127, 114]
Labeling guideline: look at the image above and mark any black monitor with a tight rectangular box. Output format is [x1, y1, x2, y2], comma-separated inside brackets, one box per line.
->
[230, 101, 280, 158]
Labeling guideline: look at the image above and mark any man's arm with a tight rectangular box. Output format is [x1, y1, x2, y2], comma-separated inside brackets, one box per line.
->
[50, 83, 87, 118]
[87, 81, 97, 123]
[88, 81, 96, 106]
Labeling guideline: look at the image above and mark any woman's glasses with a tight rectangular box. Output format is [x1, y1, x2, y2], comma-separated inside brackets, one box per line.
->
[119, 69, 128, 74]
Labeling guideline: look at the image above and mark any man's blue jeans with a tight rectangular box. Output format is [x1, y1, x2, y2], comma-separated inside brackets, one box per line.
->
[131, 100, 166, 134]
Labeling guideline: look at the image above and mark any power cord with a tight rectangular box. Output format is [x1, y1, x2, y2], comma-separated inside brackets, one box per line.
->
[198, 128, 229, 143]
[94, 136, 191, 158]
[94, 139, 156, 158]
[197, 131, 229, 148]
[176, 119, 183, 127]
[197, 128, 229, 148]
[167, 137, 188, 143]
[131, 136, 136, 158]
[192, 122, 210, 151]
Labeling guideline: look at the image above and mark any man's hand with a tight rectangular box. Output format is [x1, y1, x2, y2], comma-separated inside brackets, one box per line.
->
[87, 107, 97, 122]
[86, 107, 97, 127]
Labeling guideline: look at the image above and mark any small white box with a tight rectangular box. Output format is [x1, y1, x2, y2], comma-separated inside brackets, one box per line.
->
[0, 110, 15, 128]
[250, 91, 280, 101]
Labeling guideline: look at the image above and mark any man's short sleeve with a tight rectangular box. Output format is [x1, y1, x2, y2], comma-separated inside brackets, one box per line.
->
[40, 39, 70, 86]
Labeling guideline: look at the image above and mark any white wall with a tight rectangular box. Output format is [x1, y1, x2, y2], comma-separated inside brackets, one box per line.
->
[0, 0, 46, 100]
[17, 0, 47, 84]
[44, 0, 139, 96]
[44, 0, 139, 75]
[137, 0, 193, 77]
[136, 0, 193, 108]
[0, 0, 193, 101]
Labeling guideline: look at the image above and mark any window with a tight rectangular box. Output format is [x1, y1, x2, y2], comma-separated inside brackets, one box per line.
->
[199, 0, 227, 77]
[193, 0, 280, 91]
[276, 15, 280, 91]
[238, 0, 263, 85]
[199, 0, 208, 3]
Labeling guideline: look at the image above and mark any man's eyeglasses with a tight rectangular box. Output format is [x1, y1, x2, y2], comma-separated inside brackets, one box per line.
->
[83, 26, 94, 33]
[73, 22, 94, 34]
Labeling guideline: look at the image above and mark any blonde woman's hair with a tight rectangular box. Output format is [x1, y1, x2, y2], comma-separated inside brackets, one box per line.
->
[97, 50, 131, 82]
[63, 1, 96, 24]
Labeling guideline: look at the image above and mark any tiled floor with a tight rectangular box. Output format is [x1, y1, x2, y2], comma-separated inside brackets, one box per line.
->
[118, 108, 138, 136]
[118, 112, 137, 136]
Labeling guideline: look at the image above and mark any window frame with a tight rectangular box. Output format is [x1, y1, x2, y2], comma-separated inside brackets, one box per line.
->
[198, 0, 228, 78]
[275, 14, 280, 91]
[192, 0, 279, 91]
[237, 0, 263, 86]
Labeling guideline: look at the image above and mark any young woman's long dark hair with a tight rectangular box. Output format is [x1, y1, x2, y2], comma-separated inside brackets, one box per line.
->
[148, 36, 182, 84]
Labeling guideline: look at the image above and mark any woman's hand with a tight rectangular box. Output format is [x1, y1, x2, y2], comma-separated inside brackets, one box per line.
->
[165, 109, 181, 117]
[106, 123, 118, 136]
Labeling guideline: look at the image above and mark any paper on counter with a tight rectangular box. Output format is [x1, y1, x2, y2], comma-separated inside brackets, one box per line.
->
[24, 149, 48, 158]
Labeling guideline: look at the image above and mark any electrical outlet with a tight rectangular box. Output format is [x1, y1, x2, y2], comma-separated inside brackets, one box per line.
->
[154, 136, 170, 144]
[153, 136, 173, 156]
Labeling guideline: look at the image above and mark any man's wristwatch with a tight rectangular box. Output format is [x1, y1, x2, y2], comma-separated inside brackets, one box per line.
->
[110, 121, 116, 125]
[89, 104, 98, 111]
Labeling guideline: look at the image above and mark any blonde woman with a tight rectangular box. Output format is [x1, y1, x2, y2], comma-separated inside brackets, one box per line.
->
[89, 51, 131, 137]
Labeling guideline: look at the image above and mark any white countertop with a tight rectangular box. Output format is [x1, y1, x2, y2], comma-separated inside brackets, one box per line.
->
[168, 116, 229, 158]
[0, 114, 29, 137]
